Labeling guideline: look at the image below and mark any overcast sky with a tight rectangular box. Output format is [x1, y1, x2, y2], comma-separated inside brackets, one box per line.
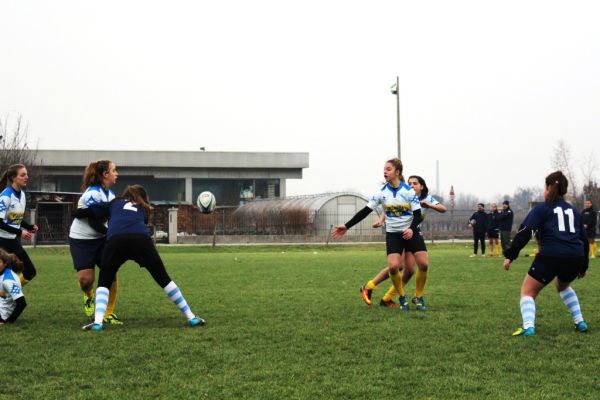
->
[2, 1, 599, 202]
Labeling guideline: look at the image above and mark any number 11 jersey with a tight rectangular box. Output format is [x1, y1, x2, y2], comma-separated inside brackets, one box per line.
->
[522, 199, 585, 257]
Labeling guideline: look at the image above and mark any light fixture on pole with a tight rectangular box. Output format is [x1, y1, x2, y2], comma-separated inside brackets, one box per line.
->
[390, 76, 400, 159]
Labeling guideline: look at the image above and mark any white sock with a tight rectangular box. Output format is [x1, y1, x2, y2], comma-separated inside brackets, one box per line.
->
[163, 281, 195, 320]
[520, 296, 535, 329]
[94, 287, 110, 325]
[559, 287, 584, 324]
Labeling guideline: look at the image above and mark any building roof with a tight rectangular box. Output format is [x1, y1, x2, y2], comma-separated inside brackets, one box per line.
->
[34, 150, 309, 169]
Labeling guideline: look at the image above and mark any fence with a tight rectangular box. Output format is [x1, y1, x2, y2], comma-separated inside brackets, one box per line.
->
[28, 200, 530, 245]
[160, 205, 529, 244]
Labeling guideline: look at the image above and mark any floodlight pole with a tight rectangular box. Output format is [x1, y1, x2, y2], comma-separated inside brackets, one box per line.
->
[391, 76, 401, 159]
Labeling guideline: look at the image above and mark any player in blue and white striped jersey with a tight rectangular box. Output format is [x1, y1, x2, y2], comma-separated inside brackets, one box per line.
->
[0, 164, 39, 286]
[377, 175, 447, 310]
[0, 249, 27, 324]
[69, 160, 122, 323]
[332, 158, 422, 305]
[504, 171, 589, 336]
[76, 185, 205, 331]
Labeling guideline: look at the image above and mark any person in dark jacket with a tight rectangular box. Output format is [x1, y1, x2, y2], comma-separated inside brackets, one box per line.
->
[487, 203, 501, 256]
[582, 200, 597, 258]
[468, 203, 488, 257]
[498, 200, 514, 252]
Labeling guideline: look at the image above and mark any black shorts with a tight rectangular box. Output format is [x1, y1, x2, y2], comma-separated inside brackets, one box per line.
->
[99, 234, 170, 289]
[528, 254, 586, 285]
[69, 237, 105, 271]
[385, 231, 427, 255]
[585, 228, 596, 239]
[487, 230, 499, 239]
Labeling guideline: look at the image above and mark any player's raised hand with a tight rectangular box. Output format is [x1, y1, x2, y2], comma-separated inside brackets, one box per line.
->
[331, 225, 347, 239]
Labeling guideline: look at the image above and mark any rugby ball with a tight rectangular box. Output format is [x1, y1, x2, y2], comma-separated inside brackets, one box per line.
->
[197, 191, 216, 214]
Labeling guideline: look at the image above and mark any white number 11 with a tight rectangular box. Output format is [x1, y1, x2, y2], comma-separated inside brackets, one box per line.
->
[553, 207, 575, 233]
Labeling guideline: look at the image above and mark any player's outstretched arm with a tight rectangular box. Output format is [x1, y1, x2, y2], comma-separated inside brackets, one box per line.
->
[503, 224, 533, 267]
[331, 225, 347, 238]
[332, 206, 373, 239]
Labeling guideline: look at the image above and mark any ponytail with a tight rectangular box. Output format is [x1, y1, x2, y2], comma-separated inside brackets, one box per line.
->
[544, 171, 568, 206]
[120, 185, 152, 214]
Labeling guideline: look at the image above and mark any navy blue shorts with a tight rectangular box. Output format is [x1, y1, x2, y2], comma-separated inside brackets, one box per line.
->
[386, 231, 427, 255]
[528, 254, 586, 285]
[69, 237, 105, 271]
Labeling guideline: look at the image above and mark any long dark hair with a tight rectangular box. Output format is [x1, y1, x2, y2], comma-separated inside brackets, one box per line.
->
[81, 160, 113, 191]
[0, 164, 26, 191]
[0, 248, 24, 273]
[408, 175, 429, 199]
[120, 185, 152, 214]
[545, 171, 568, 206]
[386, 157, 404, 182]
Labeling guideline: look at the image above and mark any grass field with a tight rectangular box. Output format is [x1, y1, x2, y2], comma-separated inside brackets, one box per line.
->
[4, 244, 599, 400]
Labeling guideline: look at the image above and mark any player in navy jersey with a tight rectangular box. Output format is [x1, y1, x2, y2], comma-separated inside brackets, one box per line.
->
[0, 164, 39, 286]
[0, 249, 27, 324]
[503, 171, 589, 337]
[77, 185, 205, 331]
[331, 158, 422, 305]
[69, 160, 122, 324]
[376, 175, 446, 310]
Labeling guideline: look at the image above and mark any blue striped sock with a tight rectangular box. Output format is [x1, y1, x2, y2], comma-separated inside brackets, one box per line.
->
[94, 287, 110, 325]
[520, 296, 535, 329]
[559, 287, 584, 324]
[163, 281, 195, 320]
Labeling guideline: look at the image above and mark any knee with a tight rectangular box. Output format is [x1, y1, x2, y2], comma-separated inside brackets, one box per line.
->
[79, 275, 94, 290]
[388, 264, 400, 274]
[419, 264, 428, 272]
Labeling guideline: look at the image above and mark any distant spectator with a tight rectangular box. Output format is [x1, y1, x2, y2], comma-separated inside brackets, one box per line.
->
[582, 200, 597, 259]
[468, 203, 488, 257]
[498, 200, 514, 252]
[487, 203, 501, 256]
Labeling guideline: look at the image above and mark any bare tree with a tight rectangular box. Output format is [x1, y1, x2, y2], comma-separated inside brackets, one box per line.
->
[583, 180, 600, 207]
[0, 114, 41, 187]
[454, 192, 481, 210]
[580, 151, 598, 189]
[509, 186, 544, 210]
[550, 139, 578, 200]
